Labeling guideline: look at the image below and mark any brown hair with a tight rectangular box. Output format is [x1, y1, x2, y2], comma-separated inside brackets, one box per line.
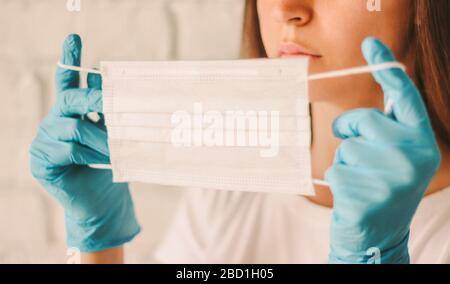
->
[241, 0, 450, 146]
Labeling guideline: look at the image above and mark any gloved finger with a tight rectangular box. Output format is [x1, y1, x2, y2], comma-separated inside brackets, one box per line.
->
[335, 138, 398, 170]
[332, 108, 407, 142]
[325, 164, 392, 231]
[56, 34, 82, 93]
[53, 88, 102, 117]
[40, 116, 109, 156]
[325, 164, 386, 198]
[361, 37, 431, 129]
[334, 138, 370, 166]
[86, 72, 104, 124]
[30, 137, 110, 169]
[87, 72, 102, 90]
[325, 164, 371, 198]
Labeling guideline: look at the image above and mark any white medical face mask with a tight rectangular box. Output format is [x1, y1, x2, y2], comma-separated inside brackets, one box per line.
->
[58, 60, 405, 195]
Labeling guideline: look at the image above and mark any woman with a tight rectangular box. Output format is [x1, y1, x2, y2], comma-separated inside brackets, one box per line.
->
[30, 0, 449, 263]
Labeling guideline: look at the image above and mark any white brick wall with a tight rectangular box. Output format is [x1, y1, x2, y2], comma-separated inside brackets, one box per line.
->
[0, 0, 244, 263]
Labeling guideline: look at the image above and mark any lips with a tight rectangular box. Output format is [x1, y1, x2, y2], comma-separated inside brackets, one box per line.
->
[278, 42, 322, 59]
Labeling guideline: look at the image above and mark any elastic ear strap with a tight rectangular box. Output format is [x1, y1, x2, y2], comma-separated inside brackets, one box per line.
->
[312, 179, 330, 187]
[308, 62, 406, 81]
[89, 164, 113, 170]
[57, 62, 102, 75]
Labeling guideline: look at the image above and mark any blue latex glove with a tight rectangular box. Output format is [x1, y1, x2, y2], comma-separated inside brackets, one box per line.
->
[30, 34, 140, 252]
[326, 37, 441, 264]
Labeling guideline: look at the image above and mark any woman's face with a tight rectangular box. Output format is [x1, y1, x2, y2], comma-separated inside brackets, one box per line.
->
[257, 0, 414, 102]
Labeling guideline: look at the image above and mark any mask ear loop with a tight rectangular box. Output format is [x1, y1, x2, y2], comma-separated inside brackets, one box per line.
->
[57, 62, 406, 189]
[308, 62, 405, 82]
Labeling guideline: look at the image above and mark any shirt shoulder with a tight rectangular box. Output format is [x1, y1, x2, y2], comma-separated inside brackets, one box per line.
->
[410, 186, 450, 264]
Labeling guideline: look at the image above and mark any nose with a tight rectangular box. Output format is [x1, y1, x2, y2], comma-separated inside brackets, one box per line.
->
[272, 0, 312, 26]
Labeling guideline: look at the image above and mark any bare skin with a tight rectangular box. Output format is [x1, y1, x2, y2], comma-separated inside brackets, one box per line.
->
[81, 0, 450, 263]
[81, 247, 124, 264]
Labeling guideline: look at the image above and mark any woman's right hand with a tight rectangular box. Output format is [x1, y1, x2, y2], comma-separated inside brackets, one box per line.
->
[30, 34, 140, 252]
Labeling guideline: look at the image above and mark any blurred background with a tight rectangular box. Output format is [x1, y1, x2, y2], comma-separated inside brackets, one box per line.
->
[0, 0, 244, 263]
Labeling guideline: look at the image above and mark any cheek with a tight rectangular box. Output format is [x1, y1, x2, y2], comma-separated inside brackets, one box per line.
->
[309, 1, 412, 102]
[314, 3, 373, 68]
[257, 0, 282, 58]
[307, 2, 378, 101]
[317, 0, 412, 66]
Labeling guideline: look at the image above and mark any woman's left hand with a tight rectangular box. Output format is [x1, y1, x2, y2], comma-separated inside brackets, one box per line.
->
[326, 38, 441, 264]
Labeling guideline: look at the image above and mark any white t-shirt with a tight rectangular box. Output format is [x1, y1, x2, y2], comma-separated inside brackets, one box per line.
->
[154, 186, 450, 264]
